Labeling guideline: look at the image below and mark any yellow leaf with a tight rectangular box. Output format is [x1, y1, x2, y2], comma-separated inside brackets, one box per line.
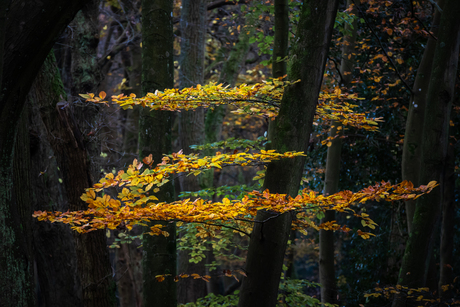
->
[327, 142, 332, 147]
[99, 91, 107, 99]
[145, 182, 154, 192]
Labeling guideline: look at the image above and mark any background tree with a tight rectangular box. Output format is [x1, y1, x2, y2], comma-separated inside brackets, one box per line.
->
[238, 1, 340, 306]
[140, 0, 176, 306]
[319, 1, 358, 303]
[177, 0, 208, 303]
[393, 1, 460, 305]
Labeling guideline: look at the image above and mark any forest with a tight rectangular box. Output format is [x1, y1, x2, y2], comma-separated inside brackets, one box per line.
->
[0, 0, 459, 306]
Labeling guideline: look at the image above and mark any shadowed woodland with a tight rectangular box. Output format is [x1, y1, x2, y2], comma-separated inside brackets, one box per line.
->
[0, 0, 459, 306]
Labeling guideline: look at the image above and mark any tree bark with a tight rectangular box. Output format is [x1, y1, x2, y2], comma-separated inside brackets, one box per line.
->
[393, 1, 460, 305]
[0, 1, 89, 305]
[28, 66, 82, 306]
[177, 0, 208, 303]
[438, 124, 456, 299]
[140, 1, 176, 306]
[402, 0, 443, 233]
[35, 52, 115, 307]
[10, 103, 35, 306]
[238, 1, 339, 306]
[69, 1, 102, 183]
[319, 2, 357, 303]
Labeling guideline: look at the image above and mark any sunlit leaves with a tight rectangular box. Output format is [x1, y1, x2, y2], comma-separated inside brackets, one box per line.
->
[33, 167, 437, 240]
[82, 78, 380, 131]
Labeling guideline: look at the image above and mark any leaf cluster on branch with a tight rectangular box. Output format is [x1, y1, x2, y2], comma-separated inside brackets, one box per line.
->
[33, 146, 437, 241]
[80, 79, 382, 131]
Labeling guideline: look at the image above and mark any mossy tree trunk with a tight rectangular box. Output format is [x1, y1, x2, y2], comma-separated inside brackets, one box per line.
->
[238, 1, 339, 306]
[37, 52, 115, 307]
[401, 0, 443, 233]
[70, 1, 103, 182]
[28, 57, 82, 306]
[140, 1, 176, 306]
[393, 1, 460, 305]
[0, 1, 89, 305]
[319, 1, 357, 303]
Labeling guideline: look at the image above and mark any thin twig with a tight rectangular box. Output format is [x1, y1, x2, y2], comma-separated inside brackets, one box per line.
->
[409, 1, 438, 41]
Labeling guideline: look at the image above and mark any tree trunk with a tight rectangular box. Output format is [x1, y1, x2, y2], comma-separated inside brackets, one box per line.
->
[238, 1, 339, 306]
[438, 124, 456, 299]
[0, 1, 89, 304]
[177, 0, 208, 304]
[9, 104, 35, 306]
[402, 0, 443, 233]
[35, 52, 115, 307]
[393, 1, 460, 305]
[140, 1, 176, 306]
[319, 2, 357, 303]
[70, 1, 103, 182]
[28, 71, 82, 306]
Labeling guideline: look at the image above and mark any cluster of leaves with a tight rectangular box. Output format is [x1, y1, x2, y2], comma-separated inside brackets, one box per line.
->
[33, 143, 438, 240]
[180, 278, 337, 307]
[177, 222, 248, 269]
[190, 136, 269, 152]
[179, 184, 258, 200]
[364, 283, 460, 306]
[155, 268, 246, 284]
[80, 80, 381, 131]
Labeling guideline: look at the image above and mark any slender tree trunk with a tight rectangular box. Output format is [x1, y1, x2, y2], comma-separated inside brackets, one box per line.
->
[140, 1, 176, 306]
[393, 1, 460, 305]
[272, 0, 299, 281]
[402, 1, 443, 233]
[238, 1, 339, 306]
[319, 2, 357, 303]
[0, 1, 89, 305]
[177, 0, 208, 303]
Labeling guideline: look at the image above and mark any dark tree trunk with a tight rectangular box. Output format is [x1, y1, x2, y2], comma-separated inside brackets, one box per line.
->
[28, 66, 82, 306]
[35, 52, 115, 307]
[402, 0, 443, 233]
[319, 2, 357, 303]
[177, 0, 208, 303]
[238, 1, 339, 306]
[9, 104, 35, 306]
[0, 1, 89, 304]
[140, 1, 176, 306]
[393, 0, 460, 305]
[439, 124, 456, 299]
